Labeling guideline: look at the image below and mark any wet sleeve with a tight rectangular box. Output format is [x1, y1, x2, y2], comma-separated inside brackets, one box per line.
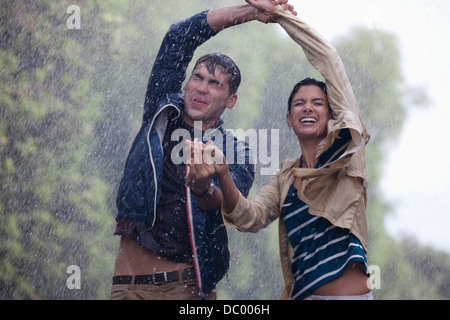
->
[222, 173, 281, 233]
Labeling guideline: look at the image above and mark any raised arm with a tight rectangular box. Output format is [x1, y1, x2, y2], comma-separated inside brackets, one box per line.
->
[270, 5, 370, 177]
[143, 1, 296, 123]
[142, 11, 215, 123]
[272, 7, 363, 124]
[207, 0, 296, 31]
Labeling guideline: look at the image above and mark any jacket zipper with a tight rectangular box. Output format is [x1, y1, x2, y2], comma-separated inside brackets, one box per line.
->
[147, 104, 181, 227]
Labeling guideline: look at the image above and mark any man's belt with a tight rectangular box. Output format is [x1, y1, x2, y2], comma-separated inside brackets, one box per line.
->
[112, 267, 196, 286]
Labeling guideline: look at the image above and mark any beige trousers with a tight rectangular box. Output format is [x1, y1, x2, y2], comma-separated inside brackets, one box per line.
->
[110, 277, 216, 300]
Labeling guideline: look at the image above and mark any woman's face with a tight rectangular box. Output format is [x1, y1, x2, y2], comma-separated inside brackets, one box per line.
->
[287, 85, 330, 141]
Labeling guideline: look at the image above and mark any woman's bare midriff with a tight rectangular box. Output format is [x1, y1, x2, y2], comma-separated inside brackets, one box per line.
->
[114, 235, 193, 276]
[312, 262, 370, 296]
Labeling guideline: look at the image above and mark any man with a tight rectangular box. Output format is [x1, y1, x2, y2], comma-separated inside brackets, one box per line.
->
[111, 0, 296, 300]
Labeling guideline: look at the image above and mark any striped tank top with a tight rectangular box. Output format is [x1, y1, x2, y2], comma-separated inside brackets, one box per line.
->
[281, 129, 368, 300]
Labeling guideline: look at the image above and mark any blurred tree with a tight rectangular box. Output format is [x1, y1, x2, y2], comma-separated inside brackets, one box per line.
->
[0, 0, 115, 299]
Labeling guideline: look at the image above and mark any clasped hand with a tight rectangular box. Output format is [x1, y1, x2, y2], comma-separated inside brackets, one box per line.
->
[184, 139, 227, 194]
[246, 0, 297, 23]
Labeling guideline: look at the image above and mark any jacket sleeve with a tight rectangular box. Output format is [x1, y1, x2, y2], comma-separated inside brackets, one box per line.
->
[222, 172, 281, 233]
[142, 11, 217, 123]
[226, 139, 256, 199]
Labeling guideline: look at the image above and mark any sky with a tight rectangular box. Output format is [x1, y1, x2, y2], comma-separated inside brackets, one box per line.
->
[290, 0, 450, 253]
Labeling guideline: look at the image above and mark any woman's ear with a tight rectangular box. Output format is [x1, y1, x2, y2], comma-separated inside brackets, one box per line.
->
[328, 105, 334, 120]
[286, 113, 293, 127]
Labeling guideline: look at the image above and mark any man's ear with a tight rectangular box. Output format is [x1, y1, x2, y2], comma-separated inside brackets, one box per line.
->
[226, 94, 238, 110]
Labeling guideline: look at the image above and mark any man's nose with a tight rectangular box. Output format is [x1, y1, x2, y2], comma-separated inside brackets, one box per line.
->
[197, 80, 208, 93]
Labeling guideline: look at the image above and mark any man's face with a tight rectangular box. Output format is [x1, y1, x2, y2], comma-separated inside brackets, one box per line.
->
[183, 63, 237, 130]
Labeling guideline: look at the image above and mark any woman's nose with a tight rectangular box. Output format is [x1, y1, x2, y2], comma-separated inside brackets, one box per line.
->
[302, 103, 313, 112]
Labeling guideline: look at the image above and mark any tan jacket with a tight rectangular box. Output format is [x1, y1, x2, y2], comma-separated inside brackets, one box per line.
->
[222, 6, 371, 300]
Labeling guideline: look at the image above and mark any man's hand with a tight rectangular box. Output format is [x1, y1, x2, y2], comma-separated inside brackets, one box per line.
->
[207, 1, 296, 33]
[184, 139, 241, 213]
[185, 140, 213, 195]
[184, 140, 228, 192]
[246, 0, 297, 23]
[184, 140, 226, 210]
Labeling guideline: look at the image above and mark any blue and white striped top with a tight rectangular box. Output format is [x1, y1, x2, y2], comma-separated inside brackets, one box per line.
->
[281, 129, 368, 300]
[281, 186, 368, 300]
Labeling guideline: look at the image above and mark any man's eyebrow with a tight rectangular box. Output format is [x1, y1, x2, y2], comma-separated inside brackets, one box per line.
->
[192, 72, 203, 78]
[192, 73, 222, 85]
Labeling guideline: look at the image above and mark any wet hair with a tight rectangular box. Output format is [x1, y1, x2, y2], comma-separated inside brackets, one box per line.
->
[193, 53, 241, 95]
[287, 77, 331, 114]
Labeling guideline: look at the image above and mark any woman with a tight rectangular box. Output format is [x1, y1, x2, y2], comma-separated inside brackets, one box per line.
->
[186, 5, 372, 300]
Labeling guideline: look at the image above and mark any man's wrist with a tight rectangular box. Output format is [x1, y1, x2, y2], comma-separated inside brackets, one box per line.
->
[207, 4, 259, 32]
[190, 180, 215, 198]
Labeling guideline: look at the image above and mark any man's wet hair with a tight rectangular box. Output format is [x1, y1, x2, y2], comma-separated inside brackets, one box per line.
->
[193, 53, 241, 95]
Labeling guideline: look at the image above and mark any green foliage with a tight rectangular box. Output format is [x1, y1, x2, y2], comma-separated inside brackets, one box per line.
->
[1, 0, 448, 300]
[0, 0, 114, 299]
